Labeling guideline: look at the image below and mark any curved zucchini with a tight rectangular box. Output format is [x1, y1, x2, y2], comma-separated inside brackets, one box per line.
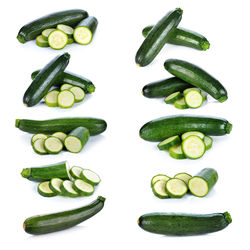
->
[23, 53, 70, 107]
[15, 117, 107, 135]
[23, 196, 106, 235]
[139, 115, 232, 142]
[135, 8, 183, 67]
[138, 212, 232, 236]
[164, 59, 228, 102]
[17, 9, 88, 43]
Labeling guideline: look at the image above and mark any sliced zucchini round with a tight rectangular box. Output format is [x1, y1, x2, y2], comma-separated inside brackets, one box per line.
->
[184, 90, 203, 108]
[164, 92, 182, 104]
[45, 90, 59, 107]
[152, 180, 168, 199]
[157, 135, 181, 150]
[181, 131, 205, 141]
[38, 181, 57, 197]
[36, 35, 49, 47]
[32, 138, 47, 155]
[44, 136, 63, 154]
[174, 98, 188, 109]
[169, 145, 186, 159]
[49, 178, 63, 195]
[69, 166, 84, 179]
[182, 135, 206, 159]
[174, 173, 192, 185]
[48, 30, 68, 50]
[204, 136, 213, 150]
[69, 86, 85, 103]
[73, 179, 94, 196]
[31, 133, 48, 144]
[80, 169, 101, 185]
[57, 90, 75, 108]
[188, 177, 209, 197]
[165, 178, 187, 198]
[60, 84, 73, 91]
[73, 27, 93, 45]
[57, 24, 74, 37]
[151, 174, 170, 187]
[61, 180, 79, 198]
[42, 28, 56, 41]
[183, 88, 201, 96]
[51, 132, 67, 143]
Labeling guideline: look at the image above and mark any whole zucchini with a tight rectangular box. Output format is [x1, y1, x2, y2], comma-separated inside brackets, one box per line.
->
[164, 59, 228, 102]
[17, 9, 88, 43]
[139, 115, 232, 141]
[23, 196, 105, 235]
[135, 8, 183, 67]
[23, 53, 70, 107]
[138, 212, 232, 236]
[15, 117, 107, 135]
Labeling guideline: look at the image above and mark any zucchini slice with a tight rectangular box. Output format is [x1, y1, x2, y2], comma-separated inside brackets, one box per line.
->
[151, 174, 170, 187]
[169, 145, 186, 159]
[174, 97, 188, 109]
[49, 178, 63, 195]
[64, 127, 90, 153]
[69, 166, 84, 179]
[60, 83, 73, 91]
[183, 87, 201, 96]
[42, 28, 56, 41]
[182, 135, 206, 159]
[204, 136, 213, 150]
[38, 181, 57, 197]
[157, 135, 181, 150]
[184, 90, 203, 108]
[166, 178, 188, 198]
[69, 86, 85, 102]
[57, 24, 74, 37]
[152, 180, 168, 199]
[181, 131, 205, 141]
[32, 138, 47, 155]
[61, 180, 79, 197]
[36, 35, 49, 47]
[45, 90, 59, 107]
[73, 179, 94, 196]
[174, 173, 192, 185]
[80, 169, 101, 185]
[44, 136, 63, 154]
[51, 132, 67, 143]
[164, 91, 182, 104]
[57, 90, 75, 108]
[48, 30, 68, 50]
[31, 133, 48, 144]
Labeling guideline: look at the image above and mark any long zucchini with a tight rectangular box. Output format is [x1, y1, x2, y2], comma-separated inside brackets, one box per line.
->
[23, 196, 105, 235]
[17, 9, 88, 43]
[138, 212, 232, 236]
[135, 8, 183, 67]
[15, 117, 107, 135]
[139, 115, 232, 142]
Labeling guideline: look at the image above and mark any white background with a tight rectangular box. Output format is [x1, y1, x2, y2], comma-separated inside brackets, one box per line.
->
[0, 0, 249, 248]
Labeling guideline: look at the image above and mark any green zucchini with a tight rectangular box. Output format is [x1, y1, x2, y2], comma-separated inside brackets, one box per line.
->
[44, 136, 63, 154]
[80, 169, 101, 185]
[151, 174, 170, 187]
[142, 26, 210, 51]
[23, 196, 106, 235]
[188, 168, 218, 197]
[157, 135, 180, 150]
[35, 35, 49, 47]
[38, 181, 57, 197]
[181, 131, 205, 141]
[64, 127, 90, 153]
[138, 212, 232, 236]
[23, 53, 70, 107]
[48, 30, 68, 50]
[42, 28, 56, 41]
[57, 24, 74, 37]
[152, 180, 169, 199]
[164, 92, 182, 104]
[45, 90, 59, 107]
[174, 97, 188, 109]
[164, 59, 228, 102]
[15, 117, 107, 135]
[165, 178, 187, 198]
[51, 132, 67, 143]
[204, 136, 213, 150]
[184, 90, 203, 108]
[69, 166, 84, 179]
[74, 16, 98, 45]
[17, 9, 88, 43]
[57, 90, 75, 108]
[73, 179, 94, 196]
[31, 70, 95, 94]
[139, 115, 232, 142]
[69, 86, 85, 102]
[142, 77, 192, 98]
[169, 145, 186, 159]
[49, 178, 63, 195]
[174, 173, 192, 185]
[32, 138, 47, 155]
[61, 180, 79, 197]
[31, 133, 48, 144]
[21, 161, 70, 182]
[135, 8, 183, 67]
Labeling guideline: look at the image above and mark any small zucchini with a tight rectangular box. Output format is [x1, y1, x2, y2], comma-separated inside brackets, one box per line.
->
[38, 181, 57, 197]
[80, 169, 101, 185]
[165, 178, 187, 198]
[73, 179, 94, 196]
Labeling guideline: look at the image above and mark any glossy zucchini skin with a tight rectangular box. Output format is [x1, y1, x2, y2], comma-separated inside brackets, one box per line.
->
[138, 212, 232, 236]
[135, 8, 183, 67]
[142, 26, 210, 51]
[23, 53, 70, 107]
[17, 9, 89, 43]
[142, 77, 193, 98]
[31, 70, 95, 94]
[164, 59, 228, 102]
[139, 115, 232, 142]
[23, 196, 105, 235]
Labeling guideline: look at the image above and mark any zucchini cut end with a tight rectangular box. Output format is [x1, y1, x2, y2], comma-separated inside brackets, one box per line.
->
[97, 196, 106, 202]
[87, 85, 95, 93]
[17, 35, 26, 44]
[226, 123, 232, 134]
[202, 41, 210, 51]
[218, 96, 228, 103]
[224, 212, 232, 224]
[15, 119, 20, 128]
[21, 168, 31, 178]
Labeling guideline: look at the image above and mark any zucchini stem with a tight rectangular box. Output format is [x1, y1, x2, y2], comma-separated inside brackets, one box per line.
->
[224, 212, 232, 224]
[21, 168, 31, 178]
[17, 35, 25, 44]
[226, 123, 232, 134]
[15, 119, 20, 128]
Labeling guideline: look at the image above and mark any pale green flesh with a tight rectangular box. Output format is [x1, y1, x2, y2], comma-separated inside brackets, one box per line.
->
[74, 27, 92, 45]
[32, 134, 48, 143]
[169, 145, 185, 159]
[185, 90, 203, 108]
[63, 180, 78, 195]
[36, 35, 49, 47]
[64, 136, 82, 153]
[174, 173, 192, 185]
[69, 87, 85, 102]
[50, 178, 63, 193]
[60, 84, 73, 91]
[39, 181, 54, 194]
[71, 166, 84, 178]
[42, 28, 56, 40]
[74, 179, 94, 193]
[151, 175, 170, 186]
[182, 131, 205, 141]
[153, 180, 168, 197]
[57, 90, 75, 108]
[45, 90, 59, 107]
[82, 169, 101, 184]
[51, 132, 67, 142]
[158, 135, 179, 147]
[57, 24, 74, 36]
[174, 97, 188, 109]
[182, 136, 205, 159]
[183, 88, 201, 96]
[188, 177, 208, 197]
[33, 138, 47, 154]
[166, 179, 187, 196]
[204, 136, 213, 150]
[44, 137, 63, 153]
[48, 30, 68, 49]
[164, 92, 181, 103]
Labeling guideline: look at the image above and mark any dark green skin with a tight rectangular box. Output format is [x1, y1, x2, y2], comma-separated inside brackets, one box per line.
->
[135, 8, 183, 67]
[67, 126, 90, 148]
[142, 26, 210, 51]
[23, 53, 70, 107]
[138, 212, 232, 236]
[76, 16, 98, 36]
[21, 161, 69, 182]
[17, 9, 89, 43]
[164, 59, 228, 102]
[31, 70, 95, 94]
[142, 77, 193, 98]
[24, 196, 105, 235]
[193, 168, 218, 190]
[139, 115, 232, 142]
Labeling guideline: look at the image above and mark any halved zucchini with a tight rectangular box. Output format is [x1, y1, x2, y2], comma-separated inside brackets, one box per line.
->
[69, 86, 85, 102]
[38, 181, 57, 197]
[69, 166, 84, 179]
[80, 169, 101, 185]
[157, 135, 181, 150]
[48, 30, 68, 50]
[45, 90, 59, 107]
[57, 24, 74, 37]
[181, 131, 205, 141]
[73, 179, 94, 196]
[165, 178, 187, 198]
[49, 178, 63, 195]
[36, 35, 49, 47]
[44, 136, 63, 154]
[57, 90, 75, 108]
[169, 145, 186, 159]
[184, 90, 203, 108]
[61, 180, 79, 197]
[152, 180, 168, 199]
[151, 174, 170, 187]
[164, 92, 182, 104]
[32, 138, 47, 155]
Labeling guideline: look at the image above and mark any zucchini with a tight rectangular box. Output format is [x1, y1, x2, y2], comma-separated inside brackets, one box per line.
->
[23, 196, 106, 235]
[188, 168, 218, 197]
[73, 179, 94, 196]
[23, 53, 70, 107]
[152, 180, 168, 199]
[32, 138, 47, 155]
[142, 26, 210, 51]
[135, 8, 183, 67]
[42, 28, 56, 41]
[45, 90, 59, 107]
[51, 132, 67, 143]
[17, 9, 89, 43]
[80, 169, 101, 185]
[38, 181, 57, 197]
[164, 59, 228, 102]
[157, 135, 180, 150]
[174, 173, 192, 185]
[57, 24, 74, 37]
[183, 87, 201, 96]
[60, 83, 73, 91]
[74, 16, 98, 45]
[21, 161, 70, 182]
[48, 30, 68, 50]
[31, 133, 48, 144]
[164, 92, 182, 104]
[15, 117, 107, 135]
[44, 136, 63, 154]
[204, 136, 213, 150]
[139, 115, 232, 142]
[169, 145, 186, 159]
[165, 178, 187, 198]
[64, 127, 90, 153]
[35, 35, 49, 47]
[49, 178, 63, 195]
[57, 90, 75, 108]
[69, 86, 85, 102]
[181, 131, 205, 141]
[184, 90, 203, 108]
[61, 180, 79, 197]
[69, 166, 84, 179]
[142, 77, 192, 98]
[138, 211, 232, 236]
[151, 174, 170, 187]
[174, 98, 188, 109]
[31, 70, 95, 94]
